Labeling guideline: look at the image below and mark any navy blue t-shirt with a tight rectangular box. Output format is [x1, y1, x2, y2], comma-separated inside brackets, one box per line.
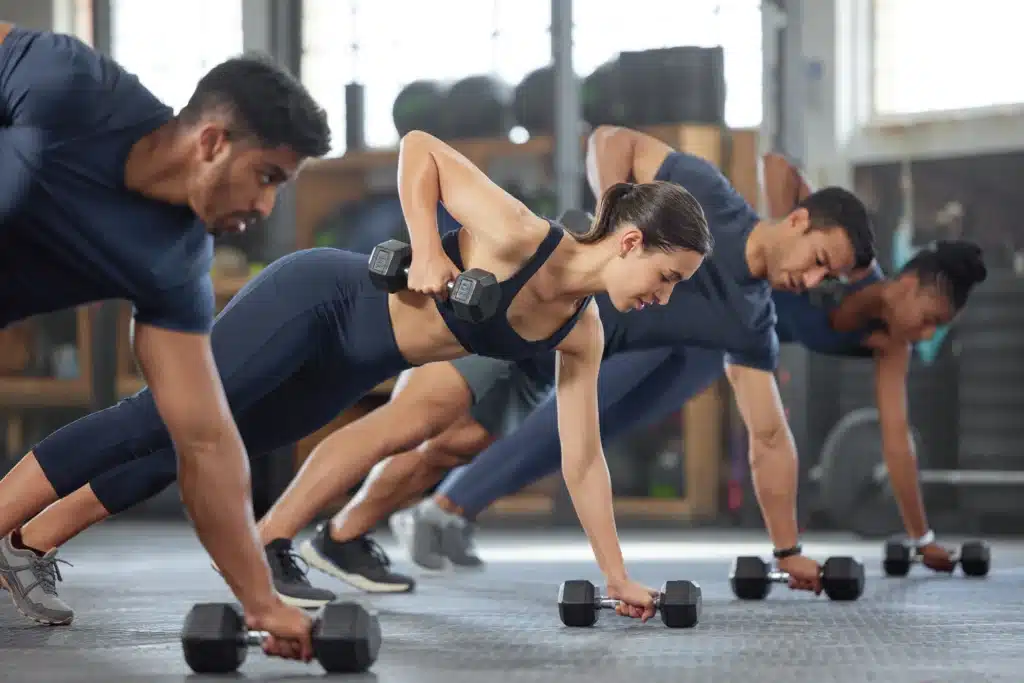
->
[0, 27, 214, 332]
[773, 263, 884, 358]
[598, 152, 778, 371]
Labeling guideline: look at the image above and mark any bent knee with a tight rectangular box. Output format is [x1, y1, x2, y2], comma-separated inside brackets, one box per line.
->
[417, 419, 493, 468]
[418, 443, 473, 469]
[386, 394, 469, 442]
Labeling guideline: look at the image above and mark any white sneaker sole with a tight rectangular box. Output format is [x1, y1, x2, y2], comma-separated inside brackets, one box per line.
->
[298, 540, 413, 594]
[276, 591, 333, 609]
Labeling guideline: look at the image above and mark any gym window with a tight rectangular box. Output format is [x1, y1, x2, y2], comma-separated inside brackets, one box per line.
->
[301, 0, 762, 156]
[111, 0, 244, 111]
[872, 0, 1024, 119]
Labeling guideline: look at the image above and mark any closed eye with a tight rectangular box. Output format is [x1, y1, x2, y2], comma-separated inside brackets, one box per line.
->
[259, 165, 289, 186]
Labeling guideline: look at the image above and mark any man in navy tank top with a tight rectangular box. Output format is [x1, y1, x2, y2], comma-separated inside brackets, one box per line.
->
[0, 23, 330, 658]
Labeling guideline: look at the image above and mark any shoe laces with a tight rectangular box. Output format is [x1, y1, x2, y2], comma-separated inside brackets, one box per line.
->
[271, 545, 311, 585]
[31, 554, 72, 596]
[361, 537, 392, 568]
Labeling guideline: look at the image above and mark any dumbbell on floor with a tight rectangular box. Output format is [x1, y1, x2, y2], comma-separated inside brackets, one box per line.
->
[368, 239, 501, 322]
[882, 539, 990, 577]
[729, 555, 865, 601]
[557, 579, 701, 628]
[181, 602, 380, 674]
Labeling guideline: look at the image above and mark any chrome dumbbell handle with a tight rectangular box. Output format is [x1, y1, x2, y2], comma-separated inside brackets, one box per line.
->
[399, 267, 456, 292]
[594, 595, 663, 610]
[239, 630, 271, 646]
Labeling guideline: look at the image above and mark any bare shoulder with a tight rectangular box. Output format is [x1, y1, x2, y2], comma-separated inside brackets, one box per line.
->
[556, 299, 604, 359]
[491, 203, 556, 262]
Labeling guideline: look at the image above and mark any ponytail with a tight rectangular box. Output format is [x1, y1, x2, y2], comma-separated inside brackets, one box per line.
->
[569, 180, 712, 256]
[576, 182, 634, 244]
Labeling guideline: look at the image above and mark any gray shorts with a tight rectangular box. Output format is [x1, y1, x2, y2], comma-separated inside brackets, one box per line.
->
[450, 355, 554, 438]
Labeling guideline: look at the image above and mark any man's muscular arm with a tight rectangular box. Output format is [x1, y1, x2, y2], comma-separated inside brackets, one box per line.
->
[133, 324, 280, 616]
[585, 126, 674, 195]
[724, 363, 800, 550]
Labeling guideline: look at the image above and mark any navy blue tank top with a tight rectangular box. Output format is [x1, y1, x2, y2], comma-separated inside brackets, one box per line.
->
[435, 222, 591, 360]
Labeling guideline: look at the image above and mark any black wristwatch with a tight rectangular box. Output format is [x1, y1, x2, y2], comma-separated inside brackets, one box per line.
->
[773, 544, 802, 559]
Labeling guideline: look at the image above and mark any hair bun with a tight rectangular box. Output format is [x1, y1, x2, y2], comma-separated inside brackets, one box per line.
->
[935, 240, 987, 286]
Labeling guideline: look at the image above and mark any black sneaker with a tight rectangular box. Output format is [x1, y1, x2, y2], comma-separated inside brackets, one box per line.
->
[298, 524, 415, 594]
[265, 538, 337, 608]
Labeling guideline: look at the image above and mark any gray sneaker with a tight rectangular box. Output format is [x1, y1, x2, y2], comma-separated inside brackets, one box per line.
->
[406, 510, 448, 572]
[0, 533, 73, 625]
[440, 521, 484, 570]
[388, 507, 417, 555]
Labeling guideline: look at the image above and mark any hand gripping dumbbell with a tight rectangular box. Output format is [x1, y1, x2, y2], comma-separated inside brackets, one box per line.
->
[882, 538, 990, 577]
[729, 555, 865, 601]
[368, 239, 501, 322]
[181, 602, 381, 674]
[557, 579, 702, 628]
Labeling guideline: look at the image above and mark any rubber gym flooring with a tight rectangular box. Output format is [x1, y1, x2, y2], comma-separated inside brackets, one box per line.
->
[2, 521, 1022, 683]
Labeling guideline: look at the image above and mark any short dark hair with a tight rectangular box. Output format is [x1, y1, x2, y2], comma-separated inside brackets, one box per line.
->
[899, 239, 987, 311]
[798, 187, 875, 269]
[179, 53, 331, 159]
[576, 181, 713, 256]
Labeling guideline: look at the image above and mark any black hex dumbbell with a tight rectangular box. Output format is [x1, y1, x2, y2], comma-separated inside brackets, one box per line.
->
[368, 239, 501, 322]
[882, 539, 990, 577]
[557, 579, 702, 628]
[558, 208, 594, 235]
[181, 602, 381, 674]
[729, 555, 865, 601]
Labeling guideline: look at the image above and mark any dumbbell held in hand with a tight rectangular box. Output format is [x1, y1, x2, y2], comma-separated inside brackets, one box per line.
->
[181, 602, 381, 674]
[558, 208, 594, 235]
[883, 539, 990, 577]
[730, 555, 865, 601]
[368, 239, 500, 322]
[557, 579, 701, 628]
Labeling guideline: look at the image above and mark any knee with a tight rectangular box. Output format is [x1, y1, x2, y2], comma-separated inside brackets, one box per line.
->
[388, 395, 462, 444]
[418, 440, 474, 469]
[90, 452, 177, 515]
[30, 448, 73, 498]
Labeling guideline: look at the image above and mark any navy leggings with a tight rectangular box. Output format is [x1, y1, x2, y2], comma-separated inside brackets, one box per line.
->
[439, 346, 727, 517]
[32, 248, 409, 514]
